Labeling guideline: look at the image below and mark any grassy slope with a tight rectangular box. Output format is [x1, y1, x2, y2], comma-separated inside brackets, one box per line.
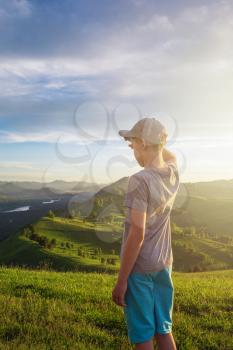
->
[173, 195, 233, 236]
[172, 233, 233, 271]
[0, 217, 122, 273]
[0, 267, 232, 350]
[0, 216, 233, 273]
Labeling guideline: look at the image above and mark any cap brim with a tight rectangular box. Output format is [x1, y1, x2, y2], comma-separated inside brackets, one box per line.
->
[118, 130, 135, 140]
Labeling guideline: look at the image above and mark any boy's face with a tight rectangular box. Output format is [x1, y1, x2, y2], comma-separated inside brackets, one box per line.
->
[127, 137, 145, 167]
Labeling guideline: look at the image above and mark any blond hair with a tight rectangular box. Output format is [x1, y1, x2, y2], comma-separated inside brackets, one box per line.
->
[129, 136, 166, 152]
[150, 143, 164, 152]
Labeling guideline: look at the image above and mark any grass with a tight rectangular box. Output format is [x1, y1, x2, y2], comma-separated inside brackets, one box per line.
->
[0, 266, 232, 349]
[1, 215, 233, 275]
[0, 216, 122, 273]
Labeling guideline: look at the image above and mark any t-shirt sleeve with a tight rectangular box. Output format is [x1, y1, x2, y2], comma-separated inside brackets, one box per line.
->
[124, 174, 148, 212]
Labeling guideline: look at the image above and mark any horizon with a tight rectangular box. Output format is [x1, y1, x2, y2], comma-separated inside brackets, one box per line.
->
[0, 0, 233, 184]
[0, 174, 232, 186]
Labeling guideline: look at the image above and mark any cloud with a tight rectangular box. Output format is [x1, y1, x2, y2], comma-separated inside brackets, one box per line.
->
[0, 161, 39, 170]
[0, 129, 100, 144]
[138, 14, 174, 32]
[0, 55, 134, 100]
[0, 0, 31, 19]
[176, 136, 233, 149]
[1, 125, 233, 153]
[0, 0, 233, 141]
[177, 5, 209, 23]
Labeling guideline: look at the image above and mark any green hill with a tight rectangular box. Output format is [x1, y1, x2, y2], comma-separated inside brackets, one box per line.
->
[0, 216, 123, 273]
[171, 225, 233, 272]
[0, 214, 232, 274]
[0, 266, 232, 349]
[173, 195, 233, 238]
[2, 176, 233, 238]
[76, 176, 233, 238]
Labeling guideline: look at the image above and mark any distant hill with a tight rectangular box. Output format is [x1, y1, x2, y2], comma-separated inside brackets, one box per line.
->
[1, 176, 233, 273]
[0, 180, 107, 200]
[75, 176, 233, 238]
[185, 178, 233, 200]
[3, 177, 233, 239]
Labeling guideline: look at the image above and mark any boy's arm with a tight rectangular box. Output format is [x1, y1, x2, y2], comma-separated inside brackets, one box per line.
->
[162, 147, 177, 163]
[117, 208, 146, 284]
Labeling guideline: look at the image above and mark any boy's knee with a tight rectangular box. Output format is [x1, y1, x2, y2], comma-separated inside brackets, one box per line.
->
[154, 332, 172, 341]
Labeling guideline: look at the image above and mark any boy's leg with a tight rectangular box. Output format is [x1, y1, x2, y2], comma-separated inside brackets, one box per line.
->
[152, 266, 176, 350]
[134, 338, 154, 350]
[123, 273, 156, 346]
[153, 332, 177, 350]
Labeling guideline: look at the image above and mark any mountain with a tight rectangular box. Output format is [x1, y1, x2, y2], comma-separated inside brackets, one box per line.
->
[184, 178, 233, 200]
[1, 175, 233, 237]
[0, 180, 107, 200]
[0, 173, 233, 273]
[76, 176, 233, 237]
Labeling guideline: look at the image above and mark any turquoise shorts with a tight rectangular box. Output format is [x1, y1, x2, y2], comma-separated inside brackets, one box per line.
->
[123, 266, 174, 345]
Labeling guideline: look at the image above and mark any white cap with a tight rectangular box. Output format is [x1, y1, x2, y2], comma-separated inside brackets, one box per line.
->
[118, 117, 168, 145]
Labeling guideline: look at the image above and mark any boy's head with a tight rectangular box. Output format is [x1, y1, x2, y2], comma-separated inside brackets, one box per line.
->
[118, 117, 168, 167]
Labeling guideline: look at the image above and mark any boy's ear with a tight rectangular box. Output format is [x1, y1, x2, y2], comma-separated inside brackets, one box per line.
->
[141, 138, 146, 148]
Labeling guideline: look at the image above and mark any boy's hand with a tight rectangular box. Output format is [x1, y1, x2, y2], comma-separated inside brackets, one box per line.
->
[112, 281, 128, 307]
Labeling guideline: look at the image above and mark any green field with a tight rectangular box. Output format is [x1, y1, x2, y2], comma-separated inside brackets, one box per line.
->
[0, 216, 122, 273]
[0, 266, 232, 349]
[0, 214, 232, 274]
[0, 214, 232, 349]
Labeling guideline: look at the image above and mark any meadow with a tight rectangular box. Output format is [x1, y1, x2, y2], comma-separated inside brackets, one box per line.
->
[0, 213, 232, 349]
[0, 266, 232, 350]
[0, 213, 232, 274]
[0, 216, 122, 273]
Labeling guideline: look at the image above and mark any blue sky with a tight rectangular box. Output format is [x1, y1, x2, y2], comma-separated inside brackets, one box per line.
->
[0, 0, 233, 185]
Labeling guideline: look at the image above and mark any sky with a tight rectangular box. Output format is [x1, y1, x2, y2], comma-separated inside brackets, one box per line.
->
[0, 0, 233, 186]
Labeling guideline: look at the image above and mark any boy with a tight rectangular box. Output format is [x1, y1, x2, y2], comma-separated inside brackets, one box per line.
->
[112, 117, 180, 350]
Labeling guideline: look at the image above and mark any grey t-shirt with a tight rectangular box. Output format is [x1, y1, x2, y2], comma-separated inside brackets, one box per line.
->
[120, 160, 180, 274]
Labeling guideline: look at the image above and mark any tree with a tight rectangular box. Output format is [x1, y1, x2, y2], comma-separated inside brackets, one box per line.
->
[218, 235, 232, 244]
[50, 238, 56, 248]
[68, 209, 75, 219]
[28, 224, 35, 233]
[110, 258, 117, 265]
[38, 235, 49, 248]
[21, 227, 31, 237]
[193, 265, 202, 272]
[183, 226, 196, 236]
[65, 242, 71, 249]
[77, 247, 83, 256]
[47, 210, 55, 219]
[171, 222, 182, 234]
[29, 232, 40, 241]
